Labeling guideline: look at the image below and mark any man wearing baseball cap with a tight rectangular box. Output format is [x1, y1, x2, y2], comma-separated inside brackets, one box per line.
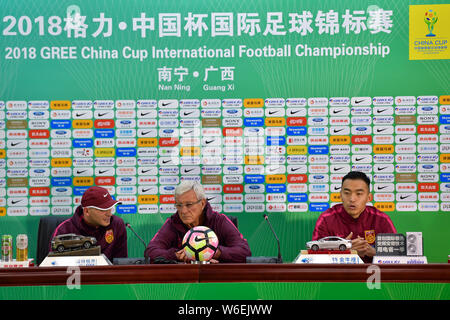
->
[51, 186, 128, 260]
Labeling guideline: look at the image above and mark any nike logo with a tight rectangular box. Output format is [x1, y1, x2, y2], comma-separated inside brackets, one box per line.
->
[98, 112, 109, 117]
[376, 166, 388, 171]
[400, 195, 412, 200]
[354, 99, 366, 104]
[183, 130, 194, 135]
[161, 102, 172, 107]
[332, 128, 344, 133]
[11, 200, 22, 204]
[103, 193, 108, 198]
[76, 170, 87, 174]
[183, 111, 194, 116]
[268, 110, 279, 115]
[377, 109, 388, 113]
[98, 170, 109, 174]
[290, 167, 302, 172]
[10, 142, 23, 147]
[141, 169, 153, 173]
[377, 186, 389, 190]
[75, 113, 87, 117]
[399, 137, 410, 142]
[333, 167, 344, 171]
[141, 131, 152, 136]
[140, 111, 152, 117]
[355, 157, 366, 161]
[289, 110, 302, 115]
[142, 188, 153, 193]
[332, 109, 344, 114]
[162, 159, 171, 164]
[205, 139, 215, 144]
[183, 168, 195, 173]
[194, 236, 212, 242]
[376, 128, 388, 133]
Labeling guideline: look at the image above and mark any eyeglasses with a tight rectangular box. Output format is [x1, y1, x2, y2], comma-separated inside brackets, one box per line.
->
[174, 199, 202, 210]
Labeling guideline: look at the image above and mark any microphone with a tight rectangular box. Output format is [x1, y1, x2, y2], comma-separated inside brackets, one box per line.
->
[125, 222, 149, 264]
[246, 214, 283, 264]
[263, 214, 282, 263]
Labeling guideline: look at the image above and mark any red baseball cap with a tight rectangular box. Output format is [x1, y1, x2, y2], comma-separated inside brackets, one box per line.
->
[81, 186, 120, 210]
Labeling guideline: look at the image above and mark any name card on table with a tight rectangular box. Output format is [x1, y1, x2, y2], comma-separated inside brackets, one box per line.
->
[39, 254, 112, 267]
[293, 250, 363, 264]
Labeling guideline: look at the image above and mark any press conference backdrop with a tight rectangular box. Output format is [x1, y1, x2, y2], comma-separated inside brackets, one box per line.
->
[0, 0, 449, 263]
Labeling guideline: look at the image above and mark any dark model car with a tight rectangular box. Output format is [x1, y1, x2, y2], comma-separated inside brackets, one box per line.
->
[51, 233, 97, 252]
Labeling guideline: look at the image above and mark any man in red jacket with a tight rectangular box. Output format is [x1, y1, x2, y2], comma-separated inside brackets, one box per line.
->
[51, 186, 128, 261]
[312, 171, 397, 263]
[146, 181, 251, 263]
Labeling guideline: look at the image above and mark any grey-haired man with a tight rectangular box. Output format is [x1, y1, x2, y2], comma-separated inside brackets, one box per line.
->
[145, 181, 251, 263]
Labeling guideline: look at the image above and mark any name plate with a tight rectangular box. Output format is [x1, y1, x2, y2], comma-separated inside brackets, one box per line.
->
[373, 256, 428, 264]
[39, 254, 112, 267]
[293, 251, 363, 264]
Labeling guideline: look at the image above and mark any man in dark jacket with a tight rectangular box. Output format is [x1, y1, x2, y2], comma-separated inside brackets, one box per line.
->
[51, 186, 128, 261]
[146, 181, 251, 263]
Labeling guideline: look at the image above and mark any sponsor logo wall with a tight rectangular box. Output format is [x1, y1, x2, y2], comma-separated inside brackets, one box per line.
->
[1, 95, 449, 216]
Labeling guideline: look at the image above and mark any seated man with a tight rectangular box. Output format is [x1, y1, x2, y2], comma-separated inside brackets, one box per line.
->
[146, 181, 251, 263]
[51, 186, 128, 261]
[312, 171, 396, 263]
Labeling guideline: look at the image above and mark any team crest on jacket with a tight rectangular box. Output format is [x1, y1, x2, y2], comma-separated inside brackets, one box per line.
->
[105, 229, 114, 244]
[364, 230, 375, 244]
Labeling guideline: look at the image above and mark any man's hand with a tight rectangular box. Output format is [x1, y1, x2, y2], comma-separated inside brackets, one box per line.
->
[213, 248, 221, 260]
[351, 236, 376, 258]
[175, 249, 188, 262]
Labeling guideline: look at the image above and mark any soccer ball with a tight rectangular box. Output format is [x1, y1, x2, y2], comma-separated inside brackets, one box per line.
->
[182, 226, 219, 261]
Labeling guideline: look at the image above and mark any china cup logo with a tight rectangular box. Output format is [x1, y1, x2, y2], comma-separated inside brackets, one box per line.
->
[424, 10, 438, 37]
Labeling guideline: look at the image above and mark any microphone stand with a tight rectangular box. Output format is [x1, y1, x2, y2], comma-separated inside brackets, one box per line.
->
[263, 214, 283, 263]
[125, 223, 149, 264]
